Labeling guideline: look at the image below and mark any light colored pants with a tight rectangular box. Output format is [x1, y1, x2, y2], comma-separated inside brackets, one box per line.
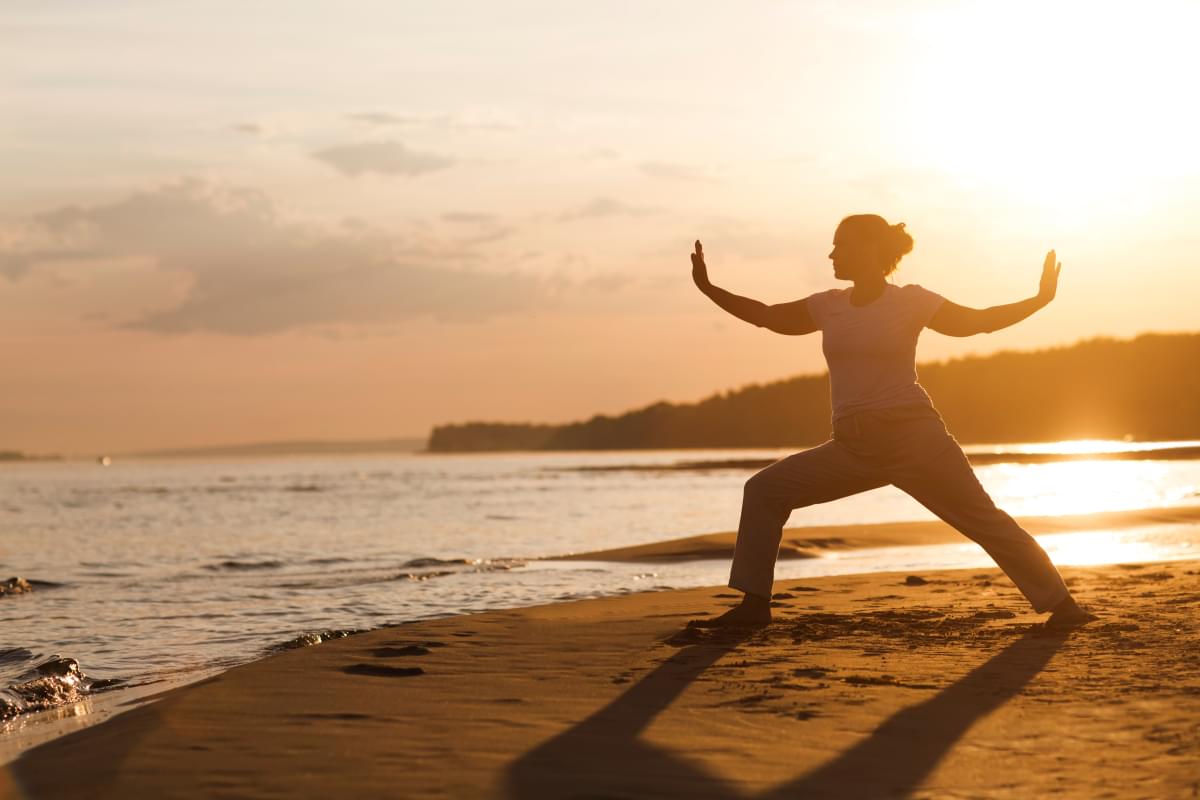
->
[728, 403, 1070, 613]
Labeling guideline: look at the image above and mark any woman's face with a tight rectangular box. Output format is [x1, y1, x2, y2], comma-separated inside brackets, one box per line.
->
[828, 224, 881, 281]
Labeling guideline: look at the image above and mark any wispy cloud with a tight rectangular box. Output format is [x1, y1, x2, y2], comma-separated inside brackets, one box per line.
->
[580, 147, 621, 160]
[346, 111, 516, 132]
[441, 211, 498, 224]
[231, 122, 264, 135]
[637, 160, 715, 182]
[0, 180, 561, 335]
[558, 196, 659, 222]
[312, 141, 455, 177]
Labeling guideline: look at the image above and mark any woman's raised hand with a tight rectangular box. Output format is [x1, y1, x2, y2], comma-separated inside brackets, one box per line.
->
[691, 239, 711, 291]
[1038, 249, 1061, 303]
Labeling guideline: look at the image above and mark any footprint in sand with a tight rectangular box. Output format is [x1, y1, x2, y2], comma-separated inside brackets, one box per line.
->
[381, 639, 447, 648]
[371, 645, 432, 657]
[343, 664, 425, 677]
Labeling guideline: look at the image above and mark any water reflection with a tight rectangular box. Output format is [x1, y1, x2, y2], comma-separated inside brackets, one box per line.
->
[982, 459, 1195, 517]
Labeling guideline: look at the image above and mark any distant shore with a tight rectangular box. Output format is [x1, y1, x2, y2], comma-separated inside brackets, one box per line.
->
[7, 558, 1198, 797]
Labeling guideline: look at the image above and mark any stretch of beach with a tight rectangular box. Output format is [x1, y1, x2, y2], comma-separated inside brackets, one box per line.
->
[4, 547, 1198, 798]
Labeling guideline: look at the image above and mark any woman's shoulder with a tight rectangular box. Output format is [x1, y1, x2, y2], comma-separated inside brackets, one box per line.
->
[894, 283, 945, 299]
[809, 286, 850, 301]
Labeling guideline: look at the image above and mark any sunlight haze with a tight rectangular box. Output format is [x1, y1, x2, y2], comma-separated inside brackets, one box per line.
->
[3, 0, 1199, 454]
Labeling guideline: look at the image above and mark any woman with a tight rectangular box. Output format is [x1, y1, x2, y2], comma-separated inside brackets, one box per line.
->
[689, 213, 1095, 629]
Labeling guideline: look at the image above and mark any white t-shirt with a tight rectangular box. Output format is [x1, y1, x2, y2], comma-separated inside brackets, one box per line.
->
[805, 283, 947, 422]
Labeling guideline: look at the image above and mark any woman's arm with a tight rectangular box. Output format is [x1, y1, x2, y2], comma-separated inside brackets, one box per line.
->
[690, 240, 817, 335]
[928, 249, 1061, 337]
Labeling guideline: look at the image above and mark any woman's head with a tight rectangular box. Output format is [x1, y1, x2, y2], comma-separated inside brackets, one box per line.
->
[828, 214, 914, 281]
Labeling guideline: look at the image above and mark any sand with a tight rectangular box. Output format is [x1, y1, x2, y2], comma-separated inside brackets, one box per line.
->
[545, 504, 1200, 561]
[4, 558, 1198, 799]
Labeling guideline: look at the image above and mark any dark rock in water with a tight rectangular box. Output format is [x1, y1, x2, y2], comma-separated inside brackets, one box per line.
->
[1, 577, 34, 597]
[904, 575, 930, 586]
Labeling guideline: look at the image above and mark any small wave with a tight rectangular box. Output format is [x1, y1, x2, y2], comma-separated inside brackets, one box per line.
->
[0, 654, 122, 721]
[401, 556, 526, 570]
[275, 559, 527, 591]
[283, 484, 323, 493]
[402, 557, 475, 568]
[269, 629, 365, 652]
[204, 560, 286, 572]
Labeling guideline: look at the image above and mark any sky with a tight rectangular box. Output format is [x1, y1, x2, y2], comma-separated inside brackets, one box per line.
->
[3, 1, 1200, 454]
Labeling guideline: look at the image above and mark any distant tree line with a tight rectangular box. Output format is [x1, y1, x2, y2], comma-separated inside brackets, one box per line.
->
[426, 332, 1200, 451]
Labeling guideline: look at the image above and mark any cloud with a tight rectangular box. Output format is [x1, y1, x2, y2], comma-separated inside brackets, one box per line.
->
[346, 112, 416, 126]
[312, 141, 455, 177]
[346, 111, 516, 132]
[441, 211, 498, 224]
[637, 161, 715, 182]
[558, 196, 659, 222]
[1, 179, 560, 335]
[232, 122, 263, 135]
[1, 251, 37, 279]
[580, 147, 621, 161]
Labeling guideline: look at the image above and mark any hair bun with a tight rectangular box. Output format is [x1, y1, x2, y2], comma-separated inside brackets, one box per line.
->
[894, 222, 906, 230]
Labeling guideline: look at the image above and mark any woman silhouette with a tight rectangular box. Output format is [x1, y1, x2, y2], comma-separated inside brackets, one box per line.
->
[690, 214, 1094, 628]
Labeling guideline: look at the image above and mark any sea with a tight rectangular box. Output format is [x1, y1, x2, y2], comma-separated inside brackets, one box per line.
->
[3, 441, 1200, 758]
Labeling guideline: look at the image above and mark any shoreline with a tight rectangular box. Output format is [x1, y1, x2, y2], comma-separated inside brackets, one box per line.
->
[4, 559, 1198, 798]
[4, 503, 1200, 769]
[543, 504, 1200, 561]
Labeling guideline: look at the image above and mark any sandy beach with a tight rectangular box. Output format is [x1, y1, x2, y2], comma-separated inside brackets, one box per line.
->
[4, 556, 1198, 799]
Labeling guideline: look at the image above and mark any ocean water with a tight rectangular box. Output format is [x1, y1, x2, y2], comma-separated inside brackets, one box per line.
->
[2, 443, 1200, 751]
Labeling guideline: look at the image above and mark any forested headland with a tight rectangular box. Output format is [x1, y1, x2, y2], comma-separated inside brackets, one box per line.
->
[426, 332, 1200, 452]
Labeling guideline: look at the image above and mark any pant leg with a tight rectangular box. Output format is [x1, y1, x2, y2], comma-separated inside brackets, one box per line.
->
[891, 439, 1070, 613]
[729, 439, 888, 599]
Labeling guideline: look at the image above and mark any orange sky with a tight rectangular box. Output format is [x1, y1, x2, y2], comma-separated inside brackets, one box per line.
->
[3, 2, 1199, 455]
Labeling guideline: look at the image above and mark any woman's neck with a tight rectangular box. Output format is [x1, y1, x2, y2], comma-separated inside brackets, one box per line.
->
[849, 275, 889, 306]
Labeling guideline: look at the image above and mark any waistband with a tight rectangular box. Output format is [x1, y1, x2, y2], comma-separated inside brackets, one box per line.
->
[832, 402, 942, 437]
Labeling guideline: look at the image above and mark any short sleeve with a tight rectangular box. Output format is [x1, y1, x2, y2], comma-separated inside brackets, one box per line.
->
[905, 284, 947, 329]
[804, 289, 835, 330]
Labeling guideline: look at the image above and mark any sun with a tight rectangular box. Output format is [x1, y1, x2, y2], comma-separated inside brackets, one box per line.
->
[899, 2, 1200, 227]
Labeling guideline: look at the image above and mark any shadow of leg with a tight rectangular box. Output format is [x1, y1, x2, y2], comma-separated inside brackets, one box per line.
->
[767, 629, 1068, 799]
[504, 627, 1066, 800]
[503, 629, 754, 799]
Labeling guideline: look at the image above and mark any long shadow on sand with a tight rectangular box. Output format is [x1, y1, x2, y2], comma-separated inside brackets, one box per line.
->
[504, 625, 1067, 799]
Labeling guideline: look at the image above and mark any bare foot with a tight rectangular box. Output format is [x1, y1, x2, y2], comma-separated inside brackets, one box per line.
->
[689, 593, 771, 629]
[1044, 594, 1098, 629]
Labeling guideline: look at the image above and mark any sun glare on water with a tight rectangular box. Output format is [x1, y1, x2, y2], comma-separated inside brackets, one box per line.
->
[987, 458, 1194, 517]
[1037, 527, 1195, 566]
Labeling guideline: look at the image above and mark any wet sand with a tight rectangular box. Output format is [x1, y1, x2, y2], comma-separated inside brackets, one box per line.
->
[545, 504, 1200, 561]
[4, 559, 1198, 798]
